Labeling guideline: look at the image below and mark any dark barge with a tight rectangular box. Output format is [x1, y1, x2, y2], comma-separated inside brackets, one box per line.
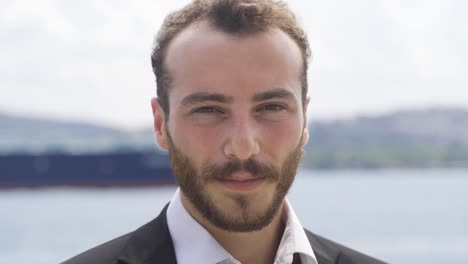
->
[0, 152, 174, 188]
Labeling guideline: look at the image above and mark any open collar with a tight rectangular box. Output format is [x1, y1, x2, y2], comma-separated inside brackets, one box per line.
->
[166, 189, 239, 264]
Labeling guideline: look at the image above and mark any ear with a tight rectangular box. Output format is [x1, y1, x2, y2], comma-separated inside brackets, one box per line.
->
[301, 96, 310, 147]
[151, 98, 169, 150]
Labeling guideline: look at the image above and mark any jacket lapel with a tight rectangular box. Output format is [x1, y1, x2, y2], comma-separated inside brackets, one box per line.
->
[116, 204, 177, 264]
[304, 229, 338, 264]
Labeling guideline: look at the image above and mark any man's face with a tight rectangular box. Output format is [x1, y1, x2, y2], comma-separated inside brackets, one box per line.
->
[152, 21, 309, 232]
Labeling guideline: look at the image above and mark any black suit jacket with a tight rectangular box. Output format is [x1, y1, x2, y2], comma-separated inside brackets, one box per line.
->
[62, 204, 386, 264]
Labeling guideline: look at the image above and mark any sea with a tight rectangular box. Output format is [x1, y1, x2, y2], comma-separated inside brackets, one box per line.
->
[1, 169, 467, 264]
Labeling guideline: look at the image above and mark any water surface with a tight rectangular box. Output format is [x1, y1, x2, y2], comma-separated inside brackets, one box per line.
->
[1, 169, 467, 264]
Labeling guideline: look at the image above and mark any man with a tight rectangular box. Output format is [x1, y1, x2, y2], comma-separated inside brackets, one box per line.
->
[63, 0, 385, 263]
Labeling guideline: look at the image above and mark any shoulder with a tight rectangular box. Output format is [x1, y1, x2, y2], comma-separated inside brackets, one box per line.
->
[61, 204, 175, 264]
[304, 229, 387, 264]
[61, 233, 132, 264]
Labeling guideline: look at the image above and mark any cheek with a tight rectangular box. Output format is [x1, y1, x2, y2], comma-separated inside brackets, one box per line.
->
[170, 119, 225, 157]
[260, 118, 303, 155]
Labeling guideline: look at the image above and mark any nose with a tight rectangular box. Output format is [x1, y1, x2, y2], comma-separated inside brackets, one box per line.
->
[223, 115, 260, 160]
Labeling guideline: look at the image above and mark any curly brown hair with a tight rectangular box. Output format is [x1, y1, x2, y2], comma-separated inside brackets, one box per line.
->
[151, 0, 311, 116]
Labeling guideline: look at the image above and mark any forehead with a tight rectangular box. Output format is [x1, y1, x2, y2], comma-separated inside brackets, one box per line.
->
[164, 21, 303, 103]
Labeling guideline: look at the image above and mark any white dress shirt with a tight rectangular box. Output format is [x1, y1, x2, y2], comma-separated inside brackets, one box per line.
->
[166, 188, 318, 264]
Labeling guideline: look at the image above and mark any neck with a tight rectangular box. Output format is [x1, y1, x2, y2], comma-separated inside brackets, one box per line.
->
[181, 193, 286, 264]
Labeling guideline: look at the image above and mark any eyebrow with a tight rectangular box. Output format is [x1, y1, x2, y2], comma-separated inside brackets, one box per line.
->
[252, 88, 295, 102]
[180, 92, 234, 106]
[180, 88, 295, 106]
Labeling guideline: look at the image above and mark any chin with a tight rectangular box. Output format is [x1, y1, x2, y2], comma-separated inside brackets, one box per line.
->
[205, 187, 283, 232]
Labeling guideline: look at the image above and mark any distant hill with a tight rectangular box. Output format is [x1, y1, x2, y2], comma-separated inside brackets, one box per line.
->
[0, 113, 157, 153]
[1, 108, 468, 168]
[303, 108, 468, 168]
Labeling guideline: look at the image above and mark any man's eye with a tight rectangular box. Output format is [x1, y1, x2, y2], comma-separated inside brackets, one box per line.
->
[193, 107, 222, 114]
[257, 104, 286, 112]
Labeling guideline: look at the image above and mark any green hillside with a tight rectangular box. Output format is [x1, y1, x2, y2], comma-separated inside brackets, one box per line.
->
[303, 108, 468, 168]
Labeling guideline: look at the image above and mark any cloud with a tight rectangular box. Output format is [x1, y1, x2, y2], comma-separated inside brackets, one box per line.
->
[0, 0, 467, 128]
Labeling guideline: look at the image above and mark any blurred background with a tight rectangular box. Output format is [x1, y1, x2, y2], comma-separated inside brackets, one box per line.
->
[1, 0, 467, 263]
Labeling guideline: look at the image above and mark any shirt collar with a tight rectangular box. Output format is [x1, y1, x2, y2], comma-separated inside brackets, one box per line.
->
[166, 188, 317, 264]
[274, 199, 317, 264]
[167, 189, 238, 264]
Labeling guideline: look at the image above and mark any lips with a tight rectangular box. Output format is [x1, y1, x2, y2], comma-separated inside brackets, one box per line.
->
[216, 172, 266, 192]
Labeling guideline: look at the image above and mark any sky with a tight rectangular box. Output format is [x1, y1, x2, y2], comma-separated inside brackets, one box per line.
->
[1, 0, 467, 129]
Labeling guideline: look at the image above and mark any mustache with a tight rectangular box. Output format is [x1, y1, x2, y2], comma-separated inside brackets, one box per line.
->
[202, 158, 279, 180]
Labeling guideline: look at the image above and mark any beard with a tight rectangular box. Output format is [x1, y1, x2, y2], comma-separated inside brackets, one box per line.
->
[166, 131, 303, 232]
